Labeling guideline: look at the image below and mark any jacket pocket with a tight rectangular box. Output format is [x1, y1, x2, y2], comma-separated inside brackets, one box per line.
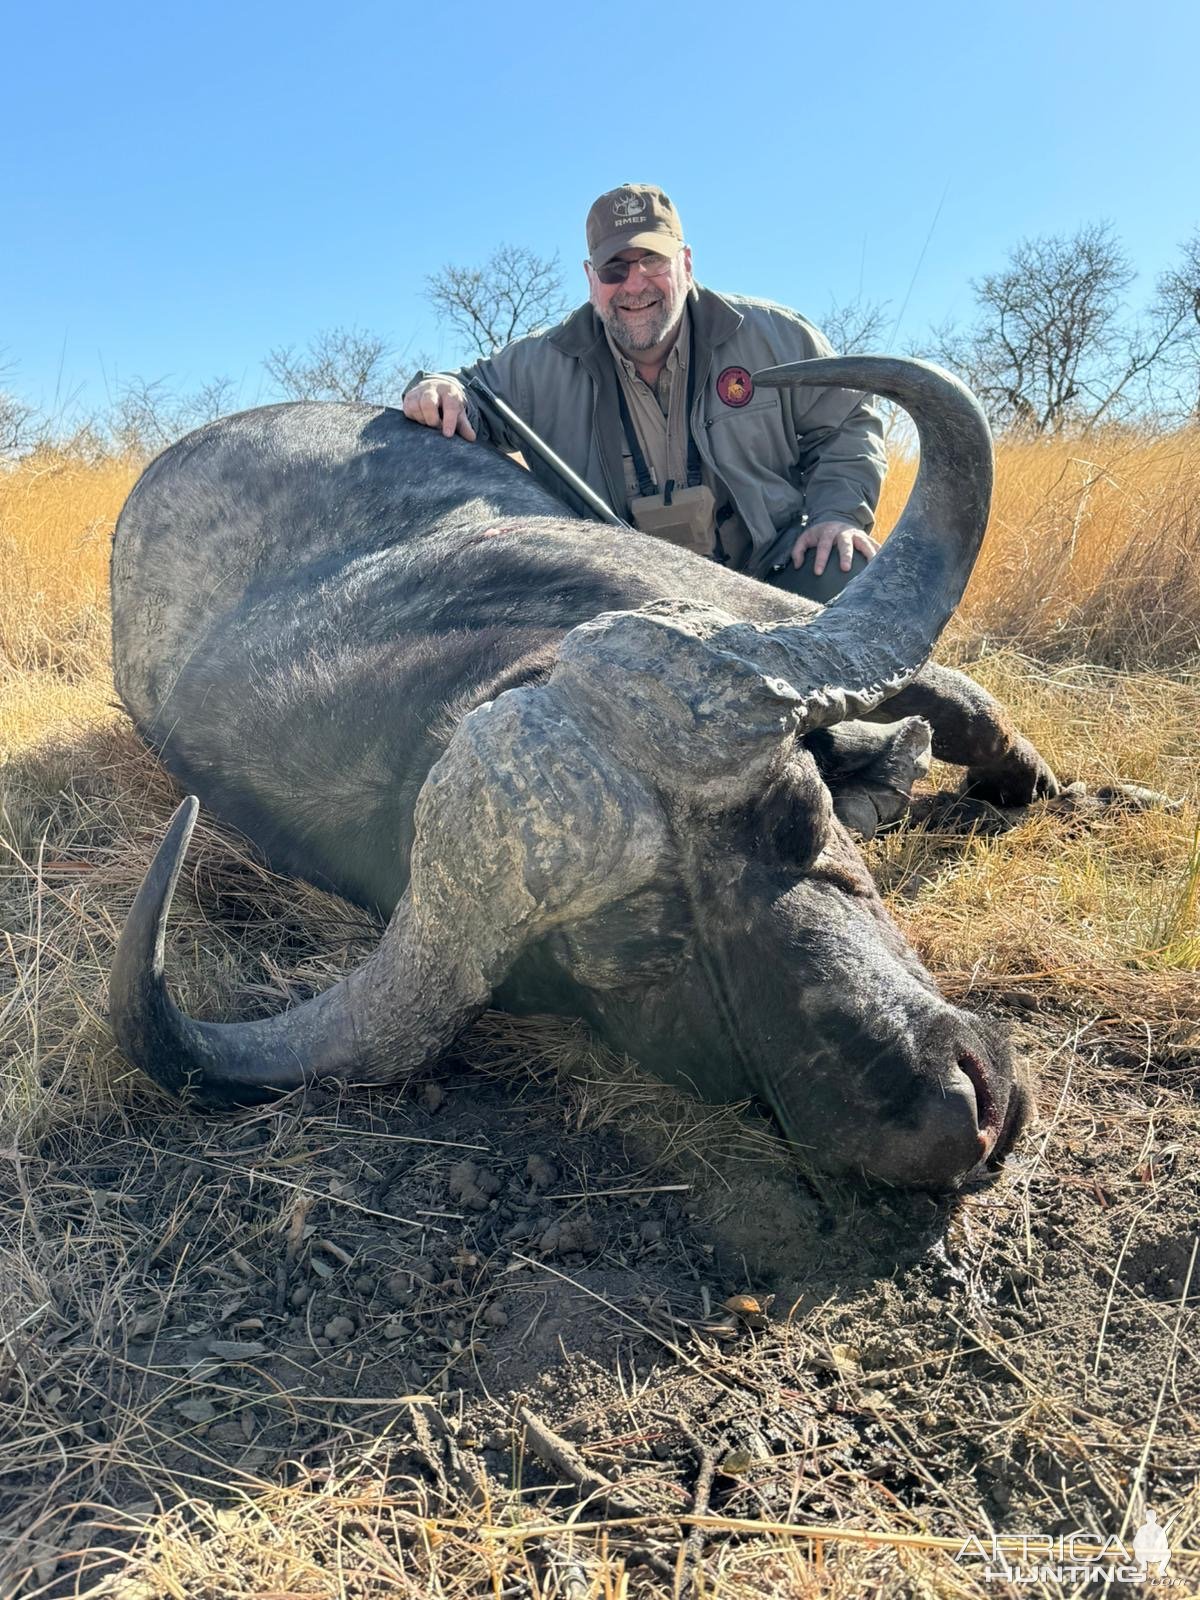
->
[705, 398, 777, 430]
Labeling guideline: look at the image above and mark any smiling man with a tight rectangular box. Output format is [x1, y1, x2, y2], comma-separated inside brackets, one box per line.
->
[404, 184, 887, 598]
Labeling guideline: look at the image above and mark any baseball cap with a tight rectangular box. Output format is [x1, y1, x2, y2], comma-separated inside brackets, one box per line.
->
[586, 184, 685, 267]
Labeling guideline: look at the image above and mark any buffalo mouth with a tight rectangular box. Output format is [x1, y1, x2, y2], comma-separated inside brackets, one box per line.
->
[952, 1046, 1034, 1178]
[985, 1059, 1035, 1170]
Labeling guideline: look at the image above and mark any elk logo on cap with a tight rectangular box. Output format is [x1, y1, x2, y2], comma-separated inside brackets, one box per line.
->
[613, 193, 648, 218]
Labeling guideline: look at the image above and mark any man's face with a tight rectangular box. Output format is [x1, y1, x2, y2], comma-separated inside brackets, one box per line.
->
[586, 245, 693, 355]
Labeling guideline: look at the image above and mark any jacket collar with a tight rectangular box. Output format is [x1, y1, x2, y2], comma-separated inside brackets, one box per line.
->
[548, 283, 743, 362]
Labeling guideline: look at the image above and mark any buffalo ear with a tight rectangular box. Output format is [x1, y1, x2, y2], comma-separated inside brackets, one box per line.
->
[730, 746, 832, 875]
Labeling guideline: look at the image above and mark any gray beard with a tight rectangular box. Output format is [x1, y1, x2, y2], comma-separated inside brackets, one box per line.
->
[599, 295, 684, 355]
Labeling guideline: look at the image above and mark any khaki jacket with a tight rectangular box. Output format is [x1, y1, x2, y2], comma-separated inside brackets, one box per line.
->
[413, 285, 887, 580]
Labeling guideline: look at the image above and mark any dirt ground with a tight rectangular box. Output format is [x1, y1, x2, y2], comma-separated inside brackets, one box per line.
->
[2, 717, 1199, 1598]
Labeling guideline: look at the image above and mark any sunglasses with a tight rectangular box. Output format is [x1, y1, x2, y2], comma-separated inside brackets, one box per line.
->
[593, 252, 675, 286]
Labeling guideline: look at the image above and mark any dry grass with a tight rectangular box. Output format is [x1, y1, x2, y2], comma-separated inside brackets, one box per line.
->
[877, 426, 1200, 668]
[0, 451, 138, 665]
[3, 436, 1200, 1595]
[875, 653, 1200, 983]
[2, 426, 1199, 754]
[0, 450, 139, 752]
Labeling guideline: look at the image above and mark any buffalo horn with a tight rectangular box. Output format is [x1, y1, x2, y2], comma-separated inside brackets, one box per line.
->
[539, 358, 993, 807]
[743, 354, 994, 730]
[110, 688, 663, 1103]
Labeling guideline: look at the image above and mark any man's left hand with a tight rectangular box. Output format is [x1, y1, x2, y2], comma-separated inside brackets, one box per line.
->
[791, 520, 880, 576]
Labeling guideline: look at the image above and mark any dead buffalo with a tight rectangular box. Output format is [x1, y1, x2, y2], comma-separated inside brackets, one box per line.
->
[108, 356, 1058, 1190]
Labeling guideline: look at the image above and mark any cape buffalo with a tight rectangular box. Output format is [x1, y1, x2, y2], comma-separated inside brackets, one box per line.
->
[108, 357, 1058, 1190]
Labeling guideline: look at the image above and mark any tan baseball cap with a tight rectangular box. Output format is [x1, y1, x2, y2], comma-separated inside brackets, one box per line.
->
[586, 183, 685, 267]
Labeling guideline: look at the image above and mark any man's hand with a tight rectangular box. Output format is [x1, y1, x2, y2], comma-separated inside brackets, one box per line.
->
[791, 520, 879, 576]
[402, 378, 477, 441]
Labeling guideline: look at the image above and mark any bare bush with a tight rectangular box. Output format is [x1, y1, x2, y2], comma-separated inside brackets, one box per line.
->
[263, 326, 418, 404]
[930, 222, 1200, 434]
[0, 390, 40, 458]
[106, 375, 239, 455]
[819, 296, 892, 355]
[425, 244, 568, 359]
[931, 223, 1132, 432]
[0, 352, 43, 459]
[1146, 227, 1200, 422]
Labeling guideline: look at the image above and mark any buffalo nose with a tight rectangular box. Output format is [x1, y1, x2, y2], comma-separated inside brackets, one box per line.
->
[912, 1053, 998, 1185]
[922, 1075, 985, 1176]
[956, 1050, 1001, 1160]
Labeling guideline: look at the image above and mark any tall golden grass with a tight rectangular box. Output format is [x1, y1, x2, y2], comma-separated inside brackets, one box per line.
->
[2, 427, 1197, 746]
[0, 449, 140, 748]
[3, 425, 1196, 999]
[878, 427, 1200, 667]
[3, 430, 1199, 959]
[0, 448, 137, 663]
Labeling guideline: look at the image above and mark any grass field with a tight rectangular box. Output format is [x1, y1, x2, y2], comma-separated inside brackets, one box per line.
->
[2, 429, 1199, 1597]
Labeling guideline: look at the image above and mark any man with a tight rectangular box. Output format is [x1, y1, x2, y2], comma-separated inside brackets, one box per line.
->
[404, 184, 887, 600]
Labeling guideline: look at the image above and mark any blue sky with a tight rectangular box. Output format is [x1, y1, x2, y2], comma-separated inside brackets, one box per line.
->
[5, 0, 1198, 421]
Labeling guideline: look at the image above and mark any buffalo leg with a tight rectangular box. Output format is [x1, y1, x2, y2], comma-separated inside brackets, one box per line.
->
[870, 661, 1058, 805]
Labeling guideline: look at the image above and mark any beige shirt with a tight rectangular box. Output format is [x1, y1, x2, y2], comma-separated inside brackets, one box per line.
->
[604, 310, 693, 495]
[604, 310, 753, 565]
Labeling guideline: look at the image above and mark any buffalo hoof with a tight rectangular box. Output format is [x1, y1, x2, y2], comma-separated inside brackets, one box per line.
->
[962, 735, 1059, 807]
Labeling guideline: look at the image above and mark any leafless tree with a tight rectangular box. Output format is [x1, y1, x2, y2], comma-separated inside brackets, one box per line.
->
[1143, 228, 1200, 422]
[263, 326, 418, 404]
[425, 244, 568, 359]
[928, 224, 1150, 433]
[0, 352, 41, 458]
[819, 296, 893, 355]
[0, 389, 39, 458]
[107, 374, 239, 454]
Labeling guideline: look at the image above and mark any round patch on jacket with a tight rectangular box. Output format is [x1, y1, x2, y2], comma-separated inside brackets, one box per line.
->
[716, 366, 754, 407]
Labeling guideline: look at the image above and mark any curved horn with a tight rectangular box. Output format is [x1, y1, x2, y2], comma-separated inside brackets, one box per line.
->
[745, 355, 994, 728]
[542, 357, 994, 797]
[110, 691, 663, 1104]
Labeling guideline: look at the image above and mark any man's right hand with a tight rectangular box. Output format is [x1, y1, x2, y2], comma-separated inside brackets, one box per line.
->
[402, 378, 477, 441]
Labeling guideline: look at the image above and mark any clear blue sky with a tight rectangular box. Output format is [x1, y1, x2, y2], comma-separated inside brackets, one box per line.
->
[5, 0, 1198, 421]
